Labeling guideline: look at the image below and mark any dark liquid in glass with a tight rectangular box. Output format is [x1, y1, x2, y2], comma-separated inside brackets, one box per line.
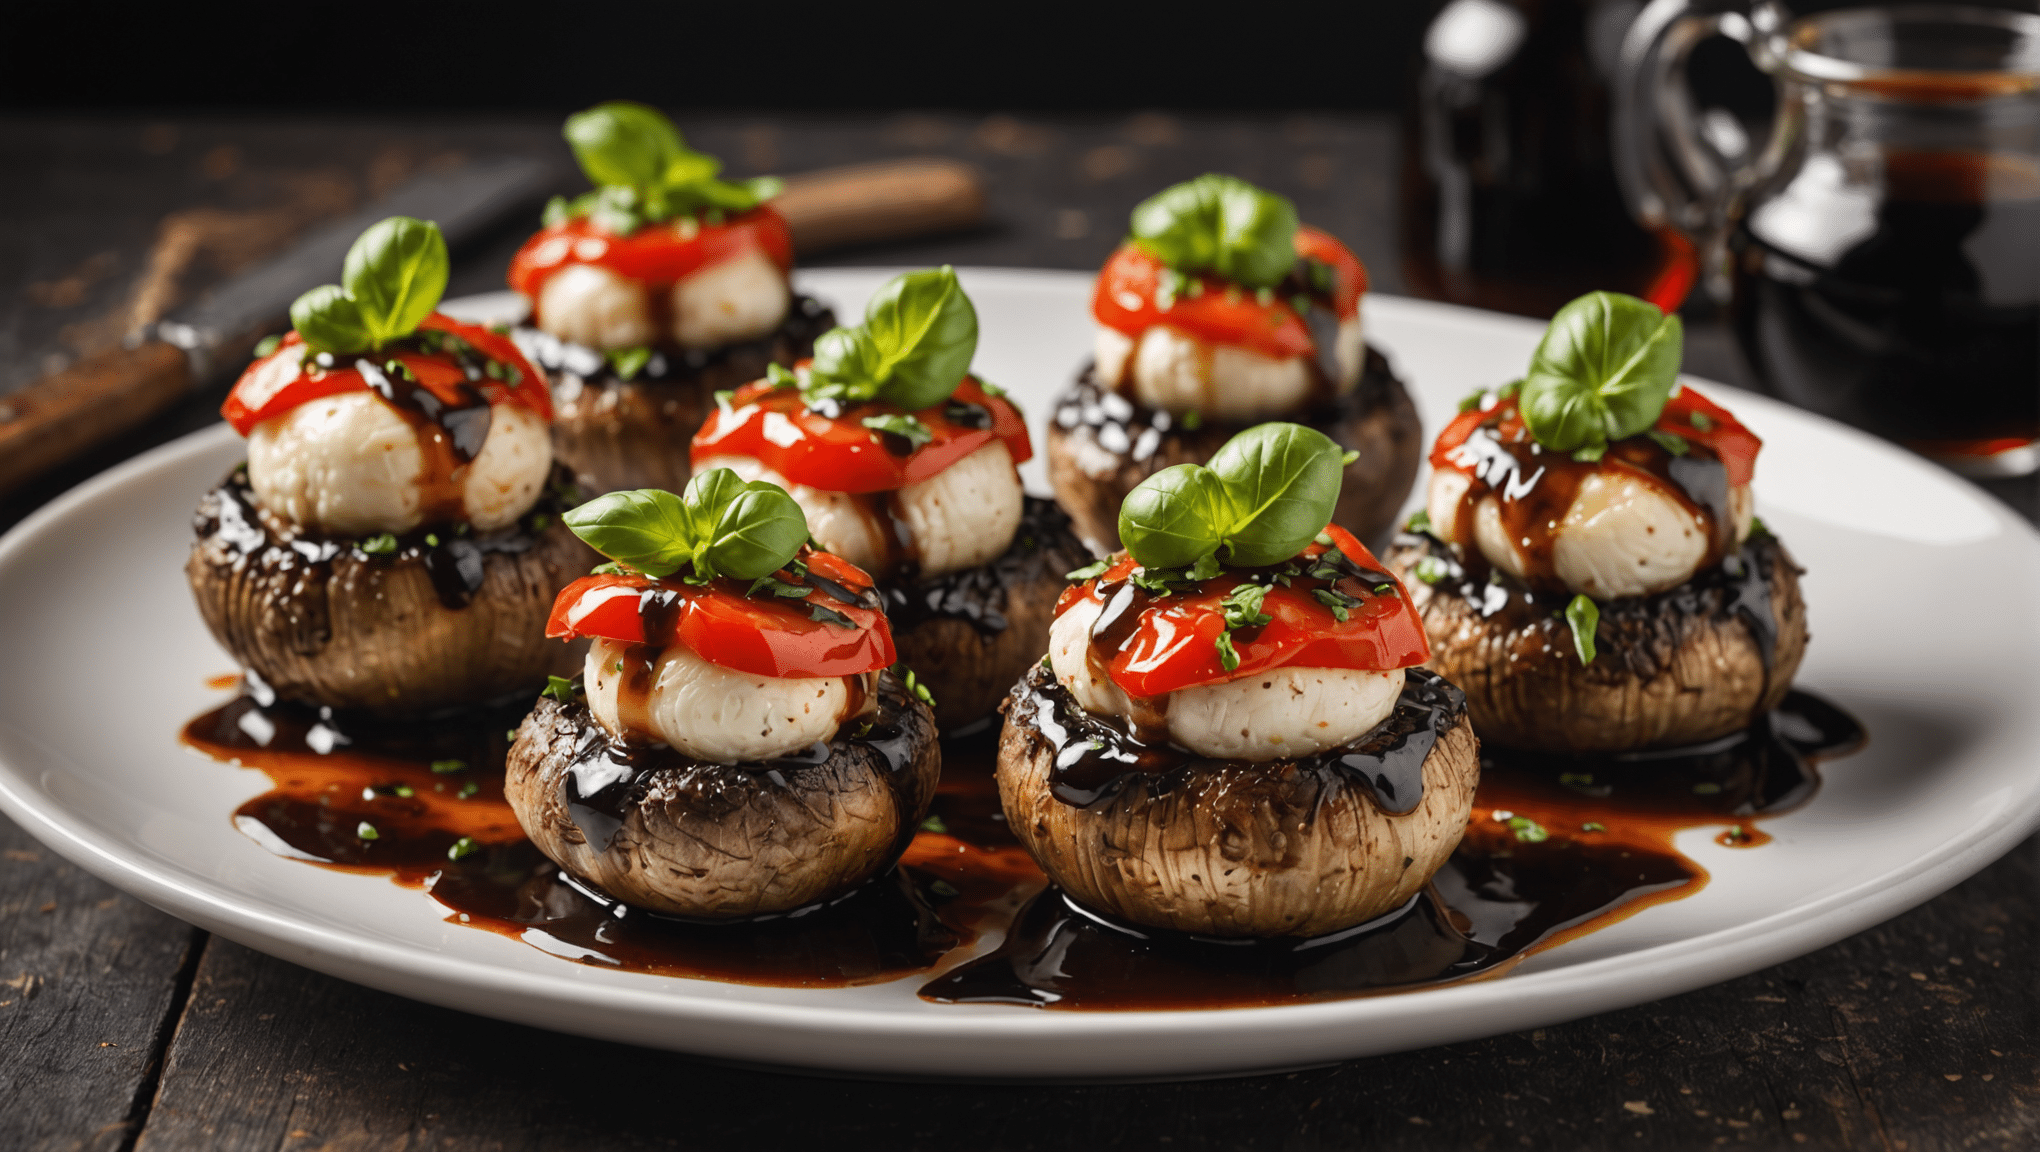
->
[1728, 151, 2040, 449]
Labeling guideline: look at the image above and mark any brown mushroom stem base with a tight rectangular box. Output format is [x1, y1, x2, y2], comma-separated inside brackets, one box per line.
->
[186, 467, 594, 718]
[503, 673, 940, 920]
[883, 497, 1095, 731]
[519, 294, 836, 496]
[1387, 531, 1809, 753]
[997, 665, 1481, 939]
[1045, 347, 1423, 553]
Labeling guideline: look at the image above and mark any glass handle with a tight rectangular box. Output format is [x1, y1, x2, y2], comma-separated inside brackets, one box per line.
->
[1614, 0, 1782, 262]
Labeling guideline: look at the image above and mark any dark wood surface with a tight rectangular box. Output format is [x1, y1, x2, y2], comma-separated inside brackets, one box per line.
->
[0, 112, 2033, 1151]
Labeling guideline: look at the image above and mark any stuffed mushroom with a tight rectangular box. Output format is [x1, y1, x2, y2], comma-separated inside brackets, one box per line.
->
[188, 217, 592, 717]
[1048, 174, 1422, 552]
[504, 471, 938, 919]
[999, 422, 1478, 939]
[1386, 291, 1807, 754]
[507, 102, 835, 496]
[692, 266, 1092, 730]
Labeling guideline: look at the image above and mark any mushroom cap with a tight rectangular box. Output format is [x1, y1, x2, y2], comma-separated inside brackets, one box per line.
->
[997, 664, 1480, 939]
[1387, 533, 1809, 753]
[504, 673, 940, 919]
[187, 469, 594, 717]
[525, 294, 835, 496]
[1046, 345, 1422, 553]
[885, 496, 1094, 731]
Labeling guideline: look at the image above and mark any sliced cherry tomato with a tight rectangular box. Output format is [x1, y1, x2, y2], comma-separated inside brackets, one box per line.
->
[221, 314, 551, 436]
[1431, 384, 1762, 488]
[690, 376, 1031, 495]
[545, 549, 894, 680]
[1090, 227, 1367, 360]
[507, 206, 793, 309]
[1059, 525, 1429, 699]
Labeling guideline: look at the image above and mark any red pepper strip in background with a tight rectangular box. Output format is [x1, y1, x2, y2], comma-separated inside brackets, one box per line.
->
[1054, 525, 1430, 699]
[545, 549, 895, 680]
[222, 314, 552, 435]
[691, 376, 1031, 494]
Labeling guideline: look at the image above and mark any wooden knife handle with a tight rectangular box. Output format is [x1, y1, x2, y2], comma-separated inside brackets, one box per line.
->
[0, 341, 193, 496]
[775, 158, 987, 254]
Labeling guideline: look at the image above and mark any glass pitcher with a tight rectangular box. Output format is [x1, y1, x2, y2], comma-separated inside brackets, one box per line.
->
[1617, 2, 2040, 476]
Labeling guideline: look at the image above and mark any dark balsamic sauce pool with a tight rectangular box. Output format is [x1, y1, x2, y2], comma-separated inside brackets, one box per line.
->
[184, 681, 1861, 1007]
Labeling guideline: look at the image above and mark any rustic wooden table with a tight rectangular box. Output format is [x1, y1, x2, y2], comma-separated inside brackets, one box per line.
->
[1, 112, 2033, 1152]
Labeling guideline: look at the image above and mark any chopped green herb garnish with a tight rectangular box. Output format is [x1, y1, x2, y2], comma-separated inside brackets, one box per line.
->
[530, 513, 551, 532]
[1688, 410, 1715, 432]
[861, 413, 935, 449]
[1559, 772, 1595, 787]
[1414, 556, 1450, 584]
[1219, 583, 1271, 630]
[424, 533, 440, 547]
[1405, 509, 1432, 533]
[1314, 532, 1336, 546]
[505, 729, 520, 742]
[392, 785, 415, 798]
[1692, 782, 1723, 795]
[542, 675, 578, 704]
[807, 602, 855, 628]
[447, 836, 479, 861]
[356, 822, 380, 841]
[1215, 630, 1241, 672]
[430, 760, 466, 774]
[918, 814, 949, 834]
[1310, 586, 1353, 623]
[358, 533, 398, 555]
[928, 879, 960, 898]
[1179, 408, 1202, 431]
[1646, 429, 1691, 456]
[1507, 816, 1549, 843]
[590, 561, 628, 575]
[1457, 387, 1488, 413]
[1582, 822, 1607, 833]
[764, 363, 798, 389]
[253, 334, 283, 358]
[1340, 449, 1360, 466]
[1565, 594, 1599, 665]
[605, 345, 653, 381]
[1065, 558, 1110, 582]
[458, 782, 479, 799]
[747, 575, 811, 600]
[893, 662, 937, 708]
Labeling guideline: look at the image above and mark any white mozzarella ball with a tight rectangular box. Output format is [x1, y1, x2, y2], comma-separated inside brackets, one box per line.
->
[1167, 666, 1404, 761]
[1729, 482, 1755, 543]
[536, 264, 657, 351]
[700, 442, 1024, 580]
[1128, 325, 1313, 422]
[1048, 594, 1135, 718]
[1550, 471, 1713, 598]
[696, 454, 890, 575]
[248, 392, 552, 536]
[893, 441, 1023, 577]
[1425, 468, 1474, 546]
[1093, 325, 1136, 388]
[1334, 313, 1365, 390]
[1050, 593, 1405, 761]
[583, 637, 856, 763]
[461, 403, 552, 532]
[670, 250, 789, 350]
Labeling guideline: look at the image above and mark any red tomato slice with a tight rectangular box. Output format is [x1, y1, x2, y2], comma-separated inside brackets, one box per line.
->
[1060, 525, 1430, 699]
[507, 206, 793, 309]
[221, 315, 551, 435]
[1431, 384, 1761, 488]
[545, 550, 895, 680]
[690, 376, 1031, 494]
[1089, 227, 1368, 360]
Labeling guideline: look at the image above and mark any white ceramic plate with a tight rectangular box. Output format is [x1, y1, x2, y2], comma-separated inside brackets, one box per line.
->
[1, 269, 2036, 1081]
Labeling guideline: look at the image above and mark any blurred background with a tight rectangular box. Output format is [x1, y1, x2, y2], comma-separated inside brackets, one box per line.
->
[0, 0, 2034, 491]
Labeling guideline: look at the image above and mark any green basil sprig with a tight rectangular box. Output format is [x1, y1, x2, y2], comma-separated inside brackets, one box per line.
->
[1518, 291, 1684, 461]
[1129, 174, 1299, 291]
[1118, 423, 1345, 570]
[288, 217, 449, 356]
[562, 469, 808, 583]
[801, 266, 979, 411]
[546, 102, 781, 237]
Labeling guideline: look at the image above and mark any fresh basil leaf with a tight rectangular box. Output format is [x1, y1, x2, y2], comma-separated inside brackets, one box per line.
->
[862, 266, 978, 411]
[341, 217, 448, 347]
[1206, 423, 1345, 566]
[860, 413, 935, 449]
[564, 102, 687, 200]
[562, 488, 697, 578]
[1519, 291, 1683, 454]
[1129, 174, 1299, 290]
[290, 284, 372, 355]
[1311, 587, 1352, 623]
[1565, 594, 1600, 665]
[683, 468, 808, 582]
[1065, 558, 1110, 582]
[1646, 429, 1690, 456]
[806, 326, 886, 403]
[1118, 463, 1233, 571]
[1214, 630, 1241, 672]
[1220, 583, 1271, 630]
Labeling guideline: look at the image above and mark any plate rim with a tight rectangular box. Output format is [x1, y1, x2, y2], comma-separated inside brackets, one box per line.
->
[1, 272, 2036, 1077]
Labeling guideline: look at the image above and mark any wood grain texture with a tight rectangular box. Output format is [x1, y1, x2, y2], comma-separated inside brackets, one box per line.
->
[0, 817, 202, 1152]
[124, 834, 2037, 1152]
[0, 341, 191, 497]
